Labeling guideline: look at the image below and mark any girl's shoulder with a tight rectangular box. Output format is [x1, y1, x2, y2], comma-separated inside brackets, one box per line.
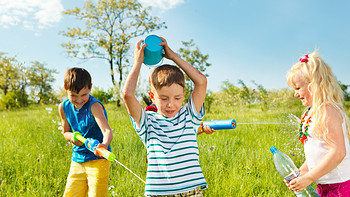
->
[321, 103, 343, 125]
[322, 103, 342, 116]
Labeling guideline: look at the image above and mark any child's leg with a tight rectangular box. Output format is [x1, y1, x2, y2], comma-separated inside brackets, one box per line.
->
[63, 161, 88, 197]
[85, 159, 110, 197]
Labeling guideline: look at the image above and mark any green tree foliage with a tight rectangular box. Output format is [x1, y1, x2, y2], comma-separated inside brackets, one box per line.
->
[178, 40, 211, 92]
[91, 87, 113, 104]
[213, 80, 296, 111]
[27, 61, 57, 104]
[205, 91, 214, 113]
[339, 81, 350, 101]
[252, 80, 269, 111]
[0, 56, 28, 109]
[0, 56, 58, 109]
[0, 90, 29, 109]
[60, 0, 166, 89]
[238, 80, 253, 105]
[0, 56, 22, 95]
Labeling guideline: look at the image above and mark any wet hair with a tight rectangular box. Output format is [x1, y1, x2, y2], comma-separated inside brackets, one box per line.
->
[64, 67, 92, 93]
[149, 64, 185, 90]
[286, 51, 350, 140]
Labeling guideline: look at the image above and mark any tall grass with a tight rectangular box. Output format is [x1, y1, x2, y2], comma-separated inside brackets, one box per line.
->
[1, 103, 348, 196]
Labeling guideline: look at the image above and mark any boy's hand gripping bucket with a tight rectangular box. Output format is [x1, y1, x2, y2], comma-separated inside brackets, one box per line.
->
[143, 35, 164, 67]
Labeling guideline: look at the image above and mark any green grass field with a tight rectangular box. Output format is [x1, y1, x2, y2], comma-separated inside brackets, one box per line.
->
[1, 102, 347, 196]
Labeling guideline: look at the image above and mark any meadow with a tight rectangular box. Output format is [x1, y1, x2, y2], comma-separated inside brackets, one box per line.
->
[1, 102, 348, 196]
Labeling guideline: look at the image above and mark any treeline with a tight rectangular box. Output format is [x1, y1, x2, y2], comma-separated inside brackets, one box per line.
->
[1, 55, 349, 111]
[205, 79, 350, 113]
[0, 55, 119, 110]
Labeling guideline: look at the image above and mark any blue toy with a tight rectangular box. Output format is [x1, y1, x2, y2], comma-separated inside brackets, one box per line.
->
[203, 119, 236, 130]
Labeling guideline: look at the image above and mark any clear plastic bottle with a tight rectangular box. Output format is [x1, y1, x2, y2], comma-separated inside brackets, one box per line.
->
[270, 146, 319, 197]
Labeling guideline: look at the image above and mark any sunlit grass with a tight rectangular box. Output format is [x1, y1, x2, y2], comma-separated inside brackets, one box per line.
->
[0, 102, 348, 196]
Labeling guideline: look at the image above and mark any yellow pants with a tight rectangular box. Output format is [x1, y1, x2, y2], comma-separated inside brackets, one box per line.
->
[63, 159, 110, 197]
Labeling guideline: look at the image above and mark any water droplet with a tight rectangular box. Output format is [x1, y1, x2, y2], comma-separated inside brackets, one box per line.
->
[108, 185, 115, 190]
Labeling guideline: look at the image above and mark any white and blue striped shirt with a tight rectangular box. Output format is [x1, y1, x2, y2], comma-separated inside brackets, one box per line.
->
[130, 95, 207, 196]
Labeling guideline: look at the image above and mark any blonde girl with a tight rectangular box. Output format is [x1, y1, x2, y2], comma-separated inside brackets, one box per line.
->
[286, 51, 350, 196]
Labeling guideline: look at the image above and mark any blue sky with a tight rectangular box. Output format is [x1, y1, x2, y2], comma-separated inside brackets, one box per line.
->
[1, 0, 350, 93]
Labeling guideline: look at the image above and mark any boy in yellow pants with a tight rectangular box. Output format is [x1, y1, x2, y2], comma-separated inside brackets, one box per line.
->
[58, 68, 113, 196]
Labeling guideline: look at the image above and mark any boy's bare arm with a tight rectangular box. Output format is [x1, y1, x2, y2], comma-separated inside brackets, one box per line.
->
[91, 102, 113, 148]
[160, 37, 207, 113]
[122, 40, 147, 126]
[58, 103, 82, 146]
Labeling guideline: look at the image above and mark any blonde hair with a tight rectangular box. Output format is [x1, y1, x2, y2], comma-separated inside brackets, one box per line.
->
[287, 51, 350, 140]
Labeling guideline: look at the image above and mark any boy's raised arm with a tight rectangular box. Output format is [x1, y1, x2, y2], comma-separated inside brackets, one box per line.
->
[122, 40, 147, 126]
[160, 37, 207, 113]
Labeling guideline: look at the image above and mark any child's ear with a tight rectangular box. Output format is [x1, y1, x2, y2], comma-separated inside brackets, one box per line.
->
[148, 91, 154, 99]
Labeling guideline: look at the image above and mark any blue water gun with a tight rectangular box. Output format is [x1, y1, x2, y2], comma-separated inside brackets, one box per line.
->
[73, 132, 116, 161]
[202, 119, 236, 130]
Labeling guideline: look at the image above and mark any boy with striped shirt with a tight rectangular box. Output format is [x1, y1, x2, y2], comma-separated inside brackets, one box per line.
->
[123, 37, 209, 196]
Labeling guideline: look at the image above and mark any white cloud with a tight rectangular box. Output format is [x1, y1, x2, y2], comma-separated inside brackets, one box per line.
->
[139, 0, 185, 11]
[0, 0, 63, 31]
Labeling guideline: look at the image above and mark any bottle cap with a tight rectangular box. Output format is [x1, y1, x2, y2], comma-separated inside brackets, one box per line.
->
[270, 146, 278, 154]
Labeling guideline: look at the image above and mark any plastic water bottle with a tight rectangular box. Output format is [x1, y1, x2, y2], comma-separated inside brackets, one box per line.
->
[270, 146, 319, 197]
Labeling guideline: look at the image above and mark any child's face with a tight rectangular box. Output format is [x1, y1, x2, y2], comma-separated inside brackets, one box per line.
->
[149, 83, 185, 118]
[292, 73, 312, 107]
[66, 86, 91, 109]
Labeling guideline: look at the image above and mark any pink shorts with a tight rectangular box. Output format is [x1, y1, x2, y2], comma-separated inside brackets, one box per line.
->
[317, 179, 350, 197]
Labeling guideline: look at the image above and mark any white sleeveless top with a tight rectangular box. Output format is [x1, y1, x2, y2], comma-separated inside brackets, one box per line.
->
[304, 107, 350, 184]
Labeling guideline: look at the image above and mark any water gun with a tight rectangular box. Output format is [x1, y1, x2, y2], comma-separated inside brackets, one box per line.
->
[73, 132, 116, 161]
[202, 119, 236, 130]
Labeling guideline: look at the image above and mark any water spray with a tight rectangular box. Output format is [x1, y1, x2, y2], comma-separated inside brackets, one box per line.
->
[73, 132, 146, 184]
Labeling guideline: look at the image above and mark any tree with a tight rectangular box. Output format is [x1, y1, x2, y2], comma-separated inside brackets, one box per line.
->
[27, 61, 57, 104]
[91, 87, 113, 104]
[339, 81, 350, 101]
[0, 56, 22, 95]
[238, 79, 254, 105]
[177, 39, 211, 92]
[60, 0, 166, 89]
[0, 90, 29, 109]
[0, 55, 29, 109]
[251, 80, 269, 111]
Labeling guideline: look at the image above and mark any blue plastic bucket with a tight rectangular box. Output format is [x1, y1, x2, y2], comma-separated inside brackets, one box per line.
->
[143, 35, 163, 67]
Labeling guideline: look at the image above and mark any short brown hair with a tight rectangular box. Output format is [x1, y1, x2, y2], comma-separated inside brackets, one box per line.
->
[64, 67, 92, 93]
[149, 64, 185, 90]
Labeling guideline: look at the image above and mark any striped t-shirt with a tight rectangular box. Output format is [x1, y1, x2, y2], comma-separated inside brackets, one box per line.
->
[130, 95, 207, 196]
